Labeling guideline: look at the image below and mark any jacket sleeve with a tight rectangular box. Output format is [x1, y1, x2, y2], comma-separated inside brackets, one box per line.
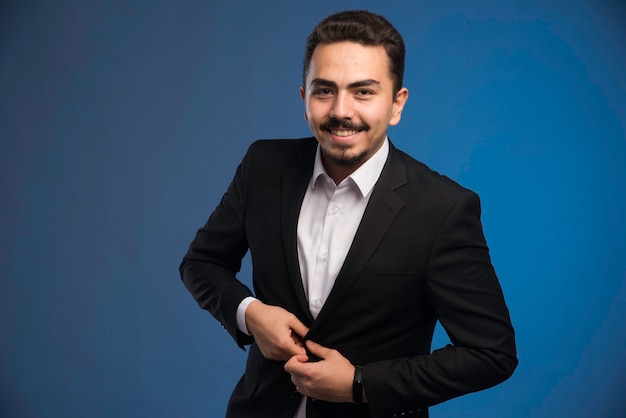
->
[179, 143, 258, 349]
[363, 191, 517, 417]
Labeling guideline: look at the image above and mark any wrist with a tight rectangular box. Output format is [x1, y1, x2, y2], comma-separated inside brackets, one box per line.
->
[238, 297, 259, 335]
[352, 365, 364, 404]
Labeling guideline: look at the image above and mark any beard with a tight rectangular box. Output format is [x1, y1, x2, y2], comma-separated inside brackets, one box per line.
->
[320, 143, 370, 167]
[318, 117, 371, 167]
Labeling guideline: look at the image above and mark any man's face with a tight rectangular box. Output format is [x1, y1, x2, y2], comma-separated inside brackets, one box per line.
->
[301, 41, 408, 182]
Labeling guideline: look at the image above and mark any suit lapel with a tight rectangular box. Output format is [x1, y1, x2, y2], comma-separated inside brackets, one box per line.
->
[281, 139, 317, 324]
[310, 144, 408, 331]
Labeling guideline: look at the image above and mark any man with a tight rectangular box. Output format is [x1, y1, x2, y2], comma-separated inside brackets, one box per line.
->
[180, 10, 517, 418]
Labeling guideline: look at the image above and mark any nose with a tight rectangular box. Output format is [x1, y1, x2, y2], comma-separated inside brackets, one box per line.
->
[329, 91, 353, 120]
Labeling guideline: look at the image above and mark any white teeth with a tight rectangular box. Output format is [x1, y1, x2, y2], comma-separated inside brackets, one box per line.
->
[330, 129, 357, 137]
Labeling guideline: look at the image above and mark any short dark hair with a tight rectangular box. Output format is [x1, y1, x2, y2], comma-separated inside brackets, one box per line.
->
[303, 10, 405, 95]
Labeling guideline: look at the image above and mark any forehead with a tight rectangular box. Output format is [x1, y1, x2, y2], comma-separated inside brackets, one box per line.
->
[306, 41, 392, 86]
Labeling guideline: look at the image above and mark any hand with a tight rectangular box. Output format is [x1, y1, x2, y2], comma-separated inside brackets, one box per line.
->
[284, 340, 356, 403]
[245, 301, 309, 361]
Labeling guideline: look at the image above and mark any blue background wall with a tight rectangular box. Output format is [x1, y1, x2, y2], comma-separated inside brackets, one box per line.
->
[1, 0, 625, 416]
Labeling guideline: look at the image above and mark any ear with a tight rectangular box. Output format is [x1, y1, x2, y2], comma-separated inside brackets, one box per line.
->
[300, 86, 308, 121]
[389, 87, 409, 126]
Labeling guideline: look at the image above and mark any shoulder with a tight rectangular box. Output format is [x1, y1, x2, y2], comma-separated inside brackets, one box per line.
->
[246, 137, 317, 159]
[238, 137, 317, 176]
[388, 143, 477, 205]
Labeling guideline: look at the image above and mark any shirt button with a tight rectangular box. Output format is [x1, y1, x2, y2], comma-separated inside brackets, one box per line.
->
[330, 206, 339, 215]
[320, 252, 329, 261]
[313, 299, 322, 309]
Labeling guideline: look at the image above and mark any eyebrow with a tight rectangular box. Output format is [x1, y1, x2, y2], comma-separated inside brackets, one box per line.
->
[309, 78, 381, 90]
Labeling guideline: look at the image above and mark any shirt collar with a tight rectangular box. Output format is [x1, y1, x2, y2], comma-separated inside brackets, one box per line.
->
[310, 137, 389, 197]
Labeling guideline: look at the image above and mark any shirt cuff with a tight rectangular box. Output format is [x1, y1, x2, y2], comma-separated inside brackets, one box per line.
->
[236, 296, 259, 335]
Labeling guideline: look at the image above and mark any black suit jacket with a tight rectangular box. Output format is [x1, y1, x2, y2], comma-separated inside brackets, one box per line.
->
[180, 138, 517, 418]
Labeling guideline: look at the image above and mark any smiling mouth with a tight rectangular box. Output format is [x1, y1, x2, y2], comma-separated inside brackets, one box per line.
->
[329, 129, 358, 137]
[321, 118, 368, 137]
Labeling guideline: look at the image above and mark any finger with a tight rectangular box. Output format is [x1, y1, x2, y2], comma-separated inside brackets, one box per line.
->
[284, 340, 307, 358]
[285, 354, 309, 372]
[288, 317, 309, 340]
[294, 354, 309, 363]
[290, 330, 304, 346]
[288, 372, 303, 394]
[284, 354, 309, 376]
[305, 340, 331, 358]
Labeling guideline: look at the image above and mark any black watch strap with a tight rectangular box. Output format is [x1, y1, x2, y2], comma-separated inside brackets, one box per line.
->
[353, 366, 364, 404]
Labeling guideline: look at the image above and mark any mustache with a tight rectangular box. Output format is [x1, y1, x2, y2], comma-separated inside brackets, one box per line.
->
[320, 118, 369, 132]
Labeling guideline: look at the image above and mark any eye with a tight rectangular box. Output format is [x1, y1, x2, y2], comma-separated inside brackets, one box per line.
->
[313, 88, 334, 97]
[355, 89, 374, 96]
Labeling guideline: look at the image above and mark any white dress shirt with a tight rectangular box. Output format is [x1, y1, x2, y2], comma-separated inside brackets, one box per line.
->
[237, 138, 389, 417]
[296, 139, 389, 319]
